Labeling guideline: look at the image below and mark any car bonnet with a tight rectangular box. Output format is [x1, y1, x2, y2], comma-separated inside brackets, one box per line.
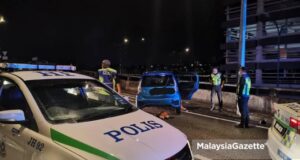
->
[50, 110, 187, 160]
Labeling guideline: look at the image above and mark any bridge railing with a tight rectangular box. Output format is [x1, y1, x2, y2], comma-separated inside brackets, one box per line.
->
[78, 70, 300, 100]
[118, 74, 300, 100]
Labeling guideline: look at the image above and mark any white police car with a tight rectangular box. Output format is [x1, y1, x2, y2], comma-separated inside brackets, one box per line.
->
[267, 103, 300, 160]
[0, 63, 193, 160]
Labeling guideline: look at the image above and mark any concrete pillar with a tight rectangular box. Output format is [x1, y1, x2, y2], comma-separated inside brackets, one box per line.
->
[256, 0, 264, 39]
[256, 45, 263, 61]
[257, 0, 264, 14]
[226, 6, 230, 21]
[256, 22, 264, 39]
[255, 0, 265, 87]
[255, 69, 263, 86]
[255, 46, 263, 86]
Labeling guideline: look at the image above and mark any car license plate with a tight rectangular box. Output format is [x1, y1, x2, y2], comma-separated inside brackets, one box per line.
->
[274, 122, 287, 136]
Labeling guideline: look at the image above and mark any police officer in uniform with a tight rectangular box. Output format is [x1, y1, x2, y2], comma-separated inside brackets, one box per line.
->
[236, 67, 251, 128]
[210, 67, 225, 112]
[98, 59, 121, 93]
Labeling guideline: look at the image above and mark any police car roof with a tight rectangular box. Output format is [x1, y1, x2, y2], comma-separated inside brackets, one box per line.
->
[143, 71, 174, 76]
[7, 71, 94, 81]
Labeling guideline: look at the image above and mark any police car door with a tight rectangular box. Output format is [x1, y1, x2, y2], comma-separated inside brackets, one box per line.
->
[176, 73, 199, 100]
[0, 78, 38, 160]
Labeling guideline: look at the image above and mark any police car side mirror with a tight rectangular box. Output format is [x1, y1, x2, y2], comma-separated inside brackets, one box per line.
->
[0, 109, 26, 124]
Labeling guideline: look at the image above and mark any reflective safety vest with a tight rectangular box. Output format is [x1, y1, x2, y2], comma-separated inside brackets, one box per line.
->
[242, 74, 251, 97]
[211, 73, 222, 86]
[98, 68, 117, 89]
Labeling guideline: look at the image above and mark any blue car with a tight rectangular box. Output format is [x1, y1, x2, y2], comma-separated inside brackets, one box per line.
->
[176, 73, 200, 100]
[136, 71, 199, 113]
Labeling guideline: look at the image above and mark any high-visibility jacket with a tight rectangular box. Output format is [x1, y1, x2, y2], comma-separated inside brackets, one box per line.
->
[98, 68, 117, 89]
[237, 73, 251, 97]
[210, 73, 222, 86]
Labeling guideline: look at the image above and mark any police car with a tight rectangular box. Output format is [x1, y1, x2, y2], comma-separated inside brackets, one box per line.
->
[267, 103, 300, 160]
[0, 63, 193, 160]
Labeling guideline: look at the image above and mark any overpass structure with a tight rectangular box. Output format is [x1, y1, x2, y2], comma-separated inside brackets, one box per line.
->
[223, 0, 300, 89]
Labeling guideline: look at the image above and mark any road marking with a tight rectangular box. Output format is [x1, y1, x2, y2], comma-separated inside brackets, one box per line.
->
[183, 111, 269, 130]
[123, 92, 269, 130]
[193, 154, 211, 160]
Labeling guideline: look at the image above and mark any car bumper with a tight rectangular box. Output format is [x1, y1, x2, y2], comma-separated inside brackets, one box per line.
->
[267, 128, 298, 160]
[137, 96, 181, 108]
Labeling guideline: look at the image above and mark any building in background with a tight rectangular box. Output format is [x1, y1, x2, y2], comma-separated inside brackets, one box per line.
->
[222, 0, 300, 89]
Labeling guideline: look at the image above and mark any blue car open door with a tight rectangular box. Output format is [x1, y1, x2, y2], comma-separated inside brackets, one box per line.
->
[177, 73, 199, 100]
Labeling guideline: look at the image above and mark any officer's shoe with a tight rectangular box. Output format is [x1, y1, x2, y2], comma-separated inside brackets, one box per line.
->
[235, 124, 245, 128]
[210, 105, 215, 111]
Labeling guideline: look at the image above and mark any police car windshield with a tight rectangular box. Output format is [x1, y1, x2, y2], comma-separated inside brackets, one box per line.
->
[26, 79, 136, 124]
[141, 75, 174, 87]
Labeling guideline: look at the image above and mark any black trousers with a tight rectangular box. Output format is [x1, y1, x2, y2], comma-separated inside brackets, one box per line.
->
[211, 85, 223, 109]
[238, 96, 250, 127]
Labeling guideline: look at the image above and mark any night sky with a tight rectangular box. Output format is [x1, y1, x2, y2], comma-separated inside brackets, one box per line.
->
[0, 0, 230, 69]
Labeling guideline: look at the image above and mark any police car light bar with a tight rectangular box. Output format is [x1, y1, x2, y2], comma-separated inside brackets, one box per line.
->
[0, 63, 76, 71]
[38, 64, 56, 70]
[56, 65, 76, 71]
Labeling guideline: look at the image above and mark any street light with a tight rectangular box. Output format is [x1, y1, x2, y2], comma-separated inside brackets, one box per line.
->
[185, 47, 190, 53]
[0, 15, 6, 24]
[141, 37, 145, 42]
[123, 38, 129, 44]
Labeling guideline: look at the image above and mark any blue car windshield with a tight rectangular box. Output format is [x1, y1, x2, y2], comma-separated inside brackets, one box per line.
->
[141, 75, 174, 87]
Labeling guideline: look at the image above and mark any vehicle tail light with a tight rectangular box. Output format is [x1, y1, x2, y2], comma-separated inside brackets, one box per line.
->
[290, 117, 300, 134]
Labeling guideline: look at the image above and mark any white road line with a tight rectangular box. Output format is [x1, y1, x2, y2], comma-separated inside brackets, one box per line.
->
[193, 154, 212, 160]
[183, 111, 269, 130]
[123, 93, 269, 130]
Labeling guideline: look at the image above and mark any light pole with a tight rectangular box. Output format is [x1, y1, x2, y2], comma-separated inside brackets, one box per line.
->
[177, 47, 191, 64]
[0, 15, 6, 61]
[119, 37, 129, 74]
[238, 0, 247, 68]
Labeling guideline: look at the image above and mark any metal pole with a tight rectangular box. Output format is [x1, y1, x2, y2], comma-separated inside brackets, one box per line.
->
[272, 20, 282, 88]
[238, 0, 247, 67]
[276, 24, 282, 88]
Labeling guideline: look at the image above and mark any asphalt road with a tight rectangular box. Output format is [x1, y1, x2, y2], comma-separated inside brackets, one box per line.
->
[123, 92, 271, 159]
[166, 112, 268, 141]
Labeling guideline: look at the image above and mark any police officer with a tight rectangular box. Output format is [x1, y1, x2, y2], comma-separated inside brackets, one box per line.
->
[236, 67, 251, 128]
[98, 59, 121, 93]
[210, 67, 225, 112]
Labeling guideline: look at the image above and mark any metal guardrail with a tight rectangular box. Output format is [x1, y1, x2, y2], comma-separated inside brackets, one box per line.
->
[78, 70, 300, 100]
[79, 70, 300, 87]
[119, 74, 300, 100]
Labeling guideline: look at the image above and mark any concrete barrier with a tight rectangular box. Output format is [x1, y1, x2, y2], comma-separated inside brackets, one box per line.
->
[191, 89, 274, 114]
[120, 79, 275, 114]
